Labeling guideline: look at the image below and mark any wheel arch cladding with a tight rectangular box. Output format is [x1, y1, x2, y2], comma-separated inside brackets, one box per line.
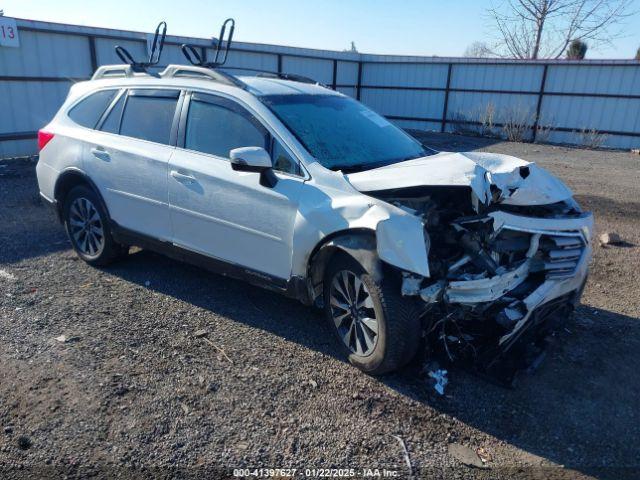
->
[307, 229, 384, 303]
[54, 169, 108, 221]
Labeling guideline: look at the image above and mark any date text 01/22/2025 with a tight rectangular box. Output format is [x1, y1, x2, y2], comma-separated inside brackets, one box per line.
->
[232, 468, 400, 477]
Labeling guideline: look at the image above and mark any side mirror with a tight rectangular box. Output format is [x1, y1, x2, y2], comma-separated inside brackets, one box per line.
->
[230, 147, 277, 187]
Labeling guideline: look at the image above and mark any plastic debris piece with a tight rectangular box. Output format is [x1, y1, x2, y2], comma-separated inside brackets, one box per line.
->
[428, 369, 448, 395]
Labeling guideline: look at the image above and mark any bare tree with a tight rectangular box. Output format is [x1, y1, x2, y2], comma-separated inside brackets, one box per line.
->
[636, 46, 640, 60]
[463, 41, 497, 57]
[566, 38, 588, 58]
[488, 0, 634, 59]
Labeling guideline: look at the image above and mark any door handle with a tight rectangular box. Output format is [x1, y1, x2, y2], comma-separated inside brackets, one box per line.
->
[170, 170, 196, 183]
[90, 147, 111, 161]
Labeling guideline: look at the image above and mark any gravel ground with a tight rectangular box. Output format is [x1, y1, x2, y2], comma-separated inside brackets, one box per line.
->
[1, 133, 639, 479]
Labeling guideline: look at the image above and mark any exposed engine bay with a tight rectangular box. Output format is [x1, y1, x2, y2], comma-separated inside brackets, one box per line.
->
[368, 185, 591, 383]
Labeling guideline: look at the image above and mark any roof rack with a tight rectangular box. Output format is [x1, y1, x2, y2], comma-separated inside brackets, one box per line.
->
[181, 18, 235, 68]
[91, 63, 247, 88]
[114, 21, 167, 73]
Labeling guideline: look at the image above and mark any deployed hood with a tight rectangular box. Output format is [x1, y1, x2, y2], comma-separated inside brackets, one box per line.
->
[345, 151, 573, 206]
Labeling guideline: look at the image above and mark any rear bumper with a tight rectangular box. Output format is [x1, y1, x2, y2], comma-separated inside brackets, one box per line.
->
[39, 191, 61, 221]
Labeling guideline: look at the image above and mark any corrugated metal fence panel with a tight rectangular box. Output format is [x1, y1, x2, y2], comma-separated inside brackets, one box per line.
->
[0, 138, 36, 158]
[0, 29, 92, 77]
[0, 80, 72, 156]
[541, 95, 640, 134]
[222, 50, 279, 72]
[446, 91, 538, 123]
[337, 61, 359, 86]
[450, 64, 544, 92]
[281, 56, 334, 85]
[545, 65, 640, 95]
[361, 88, 445, 119]
[362, 62, 449, 88]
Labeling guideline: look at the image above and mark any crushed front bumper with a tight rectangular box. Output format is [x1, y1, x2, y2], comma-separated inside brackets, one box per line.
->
[413, 210, 593, 378]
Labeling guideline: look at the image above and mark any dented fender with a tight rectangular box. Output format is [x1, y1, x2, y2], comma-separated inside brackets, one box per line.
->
[376, 215, 430, 277]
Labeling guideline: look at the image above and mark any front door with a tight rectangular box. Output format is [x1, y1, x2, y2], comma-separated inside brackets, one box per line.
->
[168, 92, 304, 281]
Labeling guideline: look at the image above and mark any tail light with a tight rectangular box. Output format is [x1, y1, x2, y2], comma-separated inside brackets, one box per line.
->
[38, 130, 55, 151]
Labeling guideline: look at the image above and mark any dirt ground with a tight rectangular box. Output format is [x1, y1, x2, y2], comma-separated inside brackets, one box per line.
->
[1, 133, 639, 479]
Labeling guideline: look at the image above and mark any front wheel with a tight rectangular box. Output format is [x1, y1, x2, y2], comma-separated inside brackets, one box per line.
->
[63, 185, 127, 266]
[323, 253, 422, 375]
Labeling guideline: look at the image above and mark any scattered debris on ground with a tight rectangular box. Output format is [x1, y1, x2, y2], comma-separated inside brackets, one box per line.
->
[448, 443, 485, 468]
[599, 232, 623, 247]
[193, 329, 208, 338]
[427, 368, 449, 395]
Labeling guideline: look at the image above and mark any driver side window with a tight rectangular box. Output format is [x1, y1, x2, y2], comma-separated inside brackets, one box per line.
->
[184, 93, 302, 175]
[185, 95, 268, 158]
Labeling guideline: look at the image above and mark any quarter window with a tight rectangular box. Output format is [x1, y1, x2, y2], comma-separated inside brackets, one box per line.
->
[272, 140, 301, 175]
[68, 90, 118, 129]
[99, 93, 126, 134]
[119, 91, 179, 145]
[185, 96, 268, 158]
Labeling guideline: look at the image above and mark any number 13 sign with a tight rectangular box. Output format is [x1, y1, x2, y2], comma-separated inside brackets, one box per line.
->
[0, 17, 20, 48]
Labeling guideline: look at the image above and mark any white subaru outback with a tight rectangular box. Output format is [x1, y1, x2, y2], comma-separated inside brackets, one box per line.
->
[36, 63, 593, 376]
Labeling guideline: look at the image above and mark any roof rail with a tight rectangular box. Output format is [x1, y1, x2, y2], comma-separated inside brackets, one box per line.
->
[92, 64, 136, 80]
[160, 65, 246, 88]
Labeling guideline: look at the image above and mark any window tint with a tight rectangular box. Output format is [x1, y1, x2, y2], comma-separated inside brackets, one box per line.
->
[120, 92, 179, 145]
[100, 93, 125, 134]
[185, 98, 268, 158]
[272, 140, 300, 175]
[68, 90, 118, 129]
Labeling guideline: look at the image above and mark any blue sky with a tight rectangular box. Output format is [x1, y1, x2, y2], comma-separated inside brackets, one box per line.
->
[5, 0, 640, 58]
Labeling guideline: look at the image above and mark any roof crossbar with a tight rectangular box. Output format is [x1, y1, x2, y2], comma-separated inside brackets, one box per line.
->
[115, 21, 167, 73]
[181, 18, 235, 68]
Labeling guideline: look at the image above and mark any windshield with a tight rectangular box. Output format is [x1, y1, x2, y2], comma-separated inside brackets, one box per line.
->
[260, 94, 432, 172]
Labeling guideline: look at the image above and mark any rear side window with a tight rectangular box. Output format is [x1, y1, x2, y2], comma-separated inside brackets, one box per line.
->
[68, 90, 118, 129]
[185, 95, 268, 158]
[119, 90, 179, 145]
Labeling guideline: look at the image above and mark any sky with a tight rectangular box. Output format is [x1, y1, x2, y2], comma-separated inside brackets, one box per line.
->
[3, 0, 640, 59]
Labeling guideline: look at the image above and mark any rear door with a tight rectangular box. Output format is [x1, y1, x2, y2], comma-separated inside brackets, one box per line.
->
[168, 92, 305, 281]
[83, 88, 182, 241]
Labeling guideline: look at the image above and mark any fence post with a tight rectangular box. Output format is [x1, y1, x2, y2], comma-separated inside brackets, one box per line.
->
[332, 59, 338, 90]
[532, 64, 549, 142]
[277, 54, 283, 74]
[440, 63, 453, 133]
[88, 36, 98, 72]
[356, 61, 363, 100]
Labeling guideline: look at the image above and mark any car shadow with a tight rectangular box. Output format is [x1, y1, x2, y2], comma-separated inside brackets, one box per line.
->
[104, 248, 639, 479]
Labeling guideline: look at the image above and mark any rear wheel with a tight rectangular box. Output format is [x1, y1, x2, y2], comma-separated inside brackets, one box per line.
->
[323, 253, 421, 375]
[63, 185, 127, 266]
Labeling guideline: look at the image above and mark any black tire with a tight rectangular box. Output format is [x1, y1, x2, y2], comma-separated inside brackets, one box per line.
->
[62, 185, 127, 266]
[323, 252, 422, 375]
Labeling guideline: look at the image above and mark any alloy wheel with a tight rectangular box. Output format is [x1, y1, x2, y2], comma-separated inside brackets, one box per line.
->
[68, 197, 105, 258]
[329, 270, 379, 356]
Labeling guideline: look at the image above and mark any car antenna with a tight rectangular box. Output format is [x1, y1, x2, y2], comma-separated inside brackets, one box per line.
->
[181, 18, 235, 68]
[114, 21, 167, 73]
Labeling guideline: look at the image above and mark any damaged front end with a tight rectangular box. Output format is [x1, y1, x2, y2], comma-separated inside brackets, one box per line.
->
[370, 185, 593, 384]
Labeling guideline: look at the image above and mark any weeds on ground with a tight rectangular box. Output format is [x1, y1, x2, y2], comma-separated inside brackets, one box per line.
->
[578, 127, 608, 149]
